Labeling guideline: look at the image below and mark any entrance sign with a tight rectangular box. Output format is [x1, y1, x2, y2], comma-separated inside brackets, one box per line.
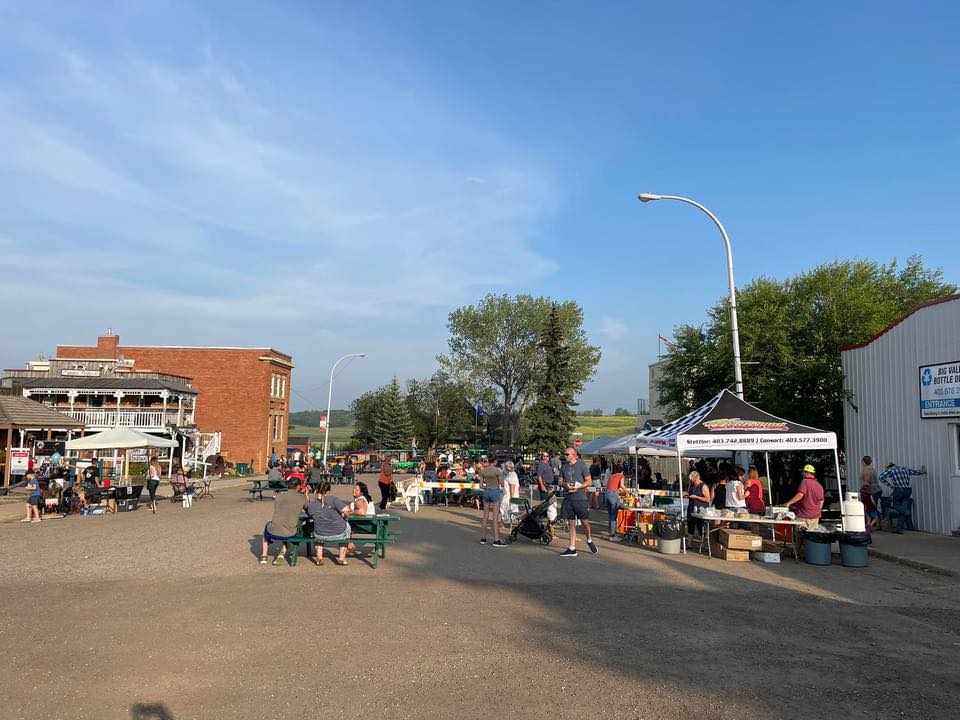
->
[919, 361, 960, 418]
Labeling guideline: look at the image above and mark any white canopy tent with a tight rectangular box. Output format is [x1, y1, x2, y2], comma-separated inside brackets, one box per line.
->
[598, 433, 676, 456]
[636, 390, 845, 544]
[66, 428, 178, 479]
[66, 428, 179, 450]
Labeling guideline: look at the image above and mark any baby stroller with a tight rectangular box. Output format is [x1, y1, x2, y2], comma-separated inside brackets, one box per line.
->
[510, 492, 556, 545]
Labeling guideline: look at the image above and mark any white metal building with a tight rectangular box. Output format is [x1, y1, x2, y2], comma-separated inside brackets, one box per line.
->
[841, 295, 960, 535]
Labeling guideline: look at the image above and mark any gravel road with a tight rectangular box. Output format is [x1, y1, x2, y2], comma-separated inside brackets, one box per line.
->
[2, 484, 958, 720]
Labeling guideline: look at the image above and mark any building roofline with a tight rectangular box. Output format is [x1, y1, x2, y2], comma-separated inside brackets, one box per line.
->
[57, 346, 293, 360]
[841, 294, 960, 353]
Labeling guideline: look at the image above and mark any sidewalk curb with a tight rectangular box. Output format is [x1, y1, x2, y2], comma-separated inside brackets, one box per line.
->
[868, 548, 960, 579]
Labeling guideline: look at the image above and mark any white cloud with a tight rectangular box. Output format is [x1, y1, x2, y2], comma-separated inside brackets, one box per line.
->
[598, 316, 630, 340]
[0, 26, 561, 380]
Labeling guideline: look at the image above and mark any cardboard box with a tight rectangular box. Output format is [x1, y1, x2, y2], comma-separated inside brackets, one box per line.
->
[718, 528, 762, 550]
[761, 540, 784, 554]
[751, 551, 781, 564]
[718, 546, 750, 561]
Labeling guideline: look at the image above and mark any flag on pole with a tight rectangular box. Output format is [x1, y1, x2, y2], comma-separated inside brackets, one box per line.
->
[658, 335, 676, 348]
[476, 405, 488, 416]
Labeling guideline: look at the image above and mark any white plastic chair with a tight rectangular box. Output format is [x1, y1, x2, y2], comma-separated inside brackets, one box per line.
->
[400, 477, 423, 513]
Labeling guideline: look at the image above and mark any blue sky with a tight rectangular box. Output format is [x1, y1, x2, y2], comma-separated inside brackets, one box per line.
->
[2, 1, 958, 412]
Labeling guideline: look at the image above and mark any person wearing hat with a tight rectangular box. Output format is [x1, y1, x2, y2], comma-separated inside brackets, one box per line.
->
[878, 461, 926, 533]
[783, 464, 824, 529]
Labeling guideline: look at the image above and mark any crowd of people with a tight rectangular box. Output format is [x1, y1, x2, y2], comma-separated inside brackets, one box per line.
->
[18, 454, 204, 522]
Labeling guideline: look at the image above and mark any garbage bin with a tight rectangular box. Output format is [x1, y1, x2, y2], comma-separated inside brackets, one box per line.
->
[655, 518, 684, 555]
[801, 528, 839, 566]
[838, 531, 870, 567]
[237, 463, 249, 477]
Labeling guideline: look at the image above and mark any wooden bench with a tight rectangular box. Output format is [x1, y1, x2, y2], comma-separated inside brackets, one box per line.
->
[284, 535, 397, 569]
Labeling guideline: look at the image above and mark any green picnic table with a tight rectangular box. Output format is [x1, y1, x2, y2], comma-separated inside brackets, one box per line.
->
[287, 513, 399, 569]
[247, 477, 287, 501]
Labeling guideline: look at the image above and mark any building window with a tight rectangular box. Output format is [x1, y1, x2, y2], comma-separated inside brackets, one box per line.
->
[270, 373, 287, 399]
[273, 414, 284, 441]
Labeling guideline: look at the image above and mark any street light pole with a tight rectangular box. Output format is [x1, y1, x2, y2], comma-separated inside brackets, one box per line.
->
[322, 353, 366, 463]
[637, 193, 744, 399]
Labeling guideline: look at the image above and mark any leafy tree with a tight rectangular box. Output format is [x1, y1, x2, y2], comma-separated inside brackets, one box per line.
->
[374, 378, 414, 449]
[613, 407, 633, 416]
[405, 370, 476, 447]
[657, 256, 955, 438]
[524, 305, 578, 451]
[439, 293, 600, 444]
[350, 387, 389, 445]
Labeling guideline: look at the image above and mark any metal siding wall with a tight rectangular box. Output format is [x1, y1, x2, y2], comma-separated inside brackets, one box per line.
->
[842, 299, 960, 535]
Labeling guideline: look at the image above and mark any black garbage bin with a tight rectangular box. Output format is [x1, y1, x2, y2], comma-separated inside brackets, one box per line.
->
[800, 528, 839, 566]
[654, 518, 684, 554]
[839, 531, 870, 567]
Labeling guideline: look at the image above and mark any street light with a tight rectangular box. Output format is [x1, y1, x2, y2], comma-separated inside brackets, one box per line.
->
[322, 353, 366, 463]
[637, 193, 744, 399]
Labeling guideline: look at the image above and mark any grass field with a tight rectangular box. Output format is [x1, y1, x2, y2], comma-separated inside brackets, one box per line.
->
[573, 416, 638, 441]
[289, 416, 637, 448]
[288, 424, 355, 446]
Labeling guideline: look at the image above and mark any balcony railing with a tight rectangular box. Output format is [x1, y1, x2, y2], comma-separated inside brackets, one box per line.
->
[67, 409, 193, 430]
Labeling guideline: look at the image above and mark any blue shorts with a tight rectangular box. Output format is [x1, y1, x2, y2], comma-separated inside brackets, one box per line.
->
[482, 488, 502, 504]
[263, 523, 295, 544]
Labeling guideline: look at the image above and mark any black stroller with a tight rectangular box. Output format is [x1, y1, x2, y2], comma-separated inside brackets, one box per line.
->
[510, 492, 556, 545]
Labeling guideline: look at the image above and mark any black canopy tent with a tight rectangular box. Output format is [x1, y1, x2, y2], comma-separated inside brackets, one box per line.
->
[636, 390, 845, 548]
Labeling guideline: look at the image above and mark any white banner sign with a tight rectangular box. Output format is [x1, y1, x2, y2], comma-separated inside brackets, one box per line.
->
[920, 361, 960, 418]
[678, 433, 837, 452]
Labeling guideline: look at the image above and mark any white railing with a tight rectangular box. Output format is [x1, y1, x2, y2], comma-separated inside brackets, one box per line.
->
[69, 409, 167, 429]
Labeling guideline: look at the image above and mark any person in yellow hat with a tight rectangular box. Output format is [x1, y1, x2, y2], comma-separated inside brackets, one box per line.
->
[784, 464, 824, 529]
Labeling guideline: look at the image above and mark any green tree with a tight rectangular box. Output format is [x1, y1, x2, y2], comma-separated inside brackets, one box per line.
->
[524, 305, 578, 451]
[613, 407, 632, 416]
[374, 378, 414, 449]
[350, 387, 389, 445]
[439, 293, 600, 445]
[658, 256, 955, 438]
[405, 370, 476, 447]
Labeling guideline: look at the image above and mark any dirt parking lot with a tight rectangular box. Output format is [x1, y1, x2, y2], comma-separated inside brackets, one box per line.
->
[2, 484, 959, 720]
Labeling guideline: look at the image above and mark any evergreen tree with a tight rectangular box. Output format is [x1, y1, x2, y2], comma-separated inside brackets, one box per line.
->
[374, 377, 414, 449]
[525, 305, 577, 451]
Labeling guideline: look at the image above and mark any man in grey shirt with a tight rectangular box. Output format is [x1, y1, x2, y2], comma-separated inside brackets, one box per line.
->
[536, 452, 554, 501]
[559, 448, 598, 557]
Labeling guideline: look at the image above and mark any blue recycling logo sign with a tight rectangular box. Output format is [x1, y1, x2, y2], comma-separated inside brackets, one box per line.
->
[922, 368, 933, 387]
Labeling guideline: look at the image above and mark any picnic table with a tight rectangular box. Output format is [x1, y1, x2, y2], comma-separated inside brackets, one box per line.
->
[420, 480, 481, 506]
[287, 513, 400, 569]
[247, 477, 287, 501]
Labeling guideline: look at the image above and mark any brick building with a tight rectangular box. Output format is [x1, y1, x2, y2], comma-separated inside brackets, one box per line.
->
[56, 334, 293, 472]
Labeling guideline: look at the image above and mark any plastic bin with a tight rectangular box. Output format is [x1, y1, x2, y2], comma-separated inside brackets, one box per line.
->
[657, 537, 682, 554]
[839, 531, 870, 568]
[654, 518, 684, 540]
[801, 529, 838, 566]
